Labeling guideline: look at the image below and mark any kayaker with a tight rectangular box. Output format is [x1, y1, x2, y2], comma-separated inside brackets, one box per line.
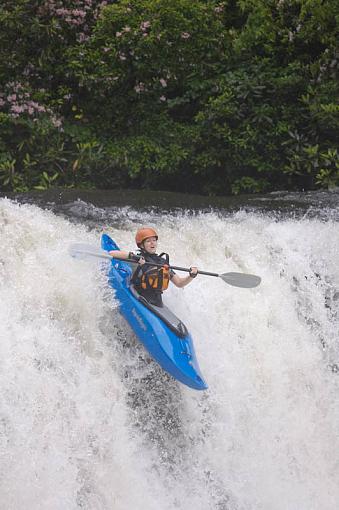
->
[108, 227, 198, 307]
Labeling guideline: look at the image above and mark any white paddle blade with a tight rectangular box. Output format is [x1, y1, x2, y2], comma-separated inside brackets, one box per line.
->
[220, 272, 261, 288]
[68, 243, 112, 260]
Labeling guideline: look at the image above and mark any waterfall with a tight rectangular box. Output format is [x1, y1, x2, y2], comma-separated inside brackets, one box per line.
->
[0, 197, 338, 510]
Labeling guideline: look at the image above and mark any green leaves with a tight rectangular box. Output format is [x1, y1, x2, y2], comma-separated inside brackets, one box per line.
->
[0, 0, 338, 194]
[34, 171, 59, 191]
[315, 149, 339, 189]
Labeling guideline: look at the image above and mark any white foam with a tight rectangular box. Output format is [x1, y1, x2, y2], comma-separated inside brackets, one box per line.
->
[0, 199, 338, 510]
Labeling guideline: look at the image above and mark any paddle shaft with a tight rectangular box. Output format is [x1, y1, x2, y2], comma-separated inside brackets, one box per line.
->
[171, 266, 218, 277]
[69, 247, 211, 274]
[69, 244, 260, 287]
[123, 258, 219, 277]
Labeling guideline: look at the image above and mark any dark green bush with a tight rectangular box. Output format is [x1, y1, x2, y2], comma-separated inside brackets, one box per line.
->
[0, 0, 338, 193]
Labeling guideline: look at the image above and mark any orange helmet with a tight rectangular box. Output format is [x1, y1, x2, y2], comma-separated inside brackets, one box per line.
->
[135, 227, 158, 247]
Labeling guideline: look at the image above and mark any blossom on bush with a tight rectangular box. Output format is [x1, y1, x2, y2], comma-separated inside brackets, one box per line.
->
[37, 0, 114, 41]
[214, 4, 224, 14]
[0, 82, 62, 128]
[134, 83, 145, 94]
[140, 21, 151, 31]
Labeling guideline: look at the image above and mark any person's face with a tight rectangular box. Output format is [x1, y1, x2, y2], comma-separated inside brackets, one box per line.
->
[142, 236, 157, 253]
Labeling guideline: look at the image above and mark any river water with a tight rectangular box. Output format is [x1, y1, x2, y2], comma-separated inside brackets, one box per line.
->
[0, 189, 338, 510]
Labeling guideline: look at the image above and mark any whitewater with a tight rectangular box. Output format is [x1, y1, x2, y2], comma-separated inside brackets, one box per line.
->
[0, 196, 338, 510]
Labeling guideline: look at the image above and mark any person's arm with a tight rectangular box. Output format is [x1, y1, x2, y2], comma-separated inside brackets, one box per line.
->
[108, 250, 138, 260]
[171, 267, 198, 288]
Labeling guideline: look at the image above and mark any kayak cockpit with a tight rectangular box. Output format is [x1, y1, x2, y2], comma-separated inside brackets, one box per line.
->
[129, 285, 189, 338]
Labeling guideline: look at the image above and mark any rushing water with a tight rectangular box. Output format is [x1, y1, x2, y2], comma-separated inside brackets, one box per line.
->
[0, 190, 338, 510]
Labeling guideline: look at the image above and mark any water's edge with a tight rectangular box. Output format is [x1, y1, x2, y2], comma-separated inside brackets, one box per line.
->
[2, 188, 339, 218]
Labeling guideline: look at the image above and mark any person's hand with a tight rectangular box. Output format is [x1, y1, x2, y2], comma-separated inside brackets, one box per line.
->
[128, 252, 140, 262]
[189, 266, 198, 278]
[138, 256, 146, 265]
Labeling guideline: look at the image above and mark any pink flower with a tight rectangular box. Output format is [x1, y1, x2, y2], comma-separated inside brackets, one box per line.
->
[73, 9, 86, 18]
[159, 96, 166, 102]
[140, 21, 151, 31]
[116, 31, 122, 37]
[134, 82, 145, 93]
[181, 32, 190, 39]
[52, 118, 62, 128]
[11, 104, 25, 113]
[159, 78, 167, 87]
[56, 8, 69, 17]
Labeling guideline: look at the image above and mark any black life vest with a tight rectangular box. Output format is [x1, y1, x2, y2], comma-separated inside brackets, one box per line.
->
[132, 251, 171, 292]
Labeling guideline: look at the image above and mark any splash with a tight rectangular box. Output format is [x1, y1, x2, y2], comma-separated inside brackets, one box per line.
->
[0, 198, 338, 510]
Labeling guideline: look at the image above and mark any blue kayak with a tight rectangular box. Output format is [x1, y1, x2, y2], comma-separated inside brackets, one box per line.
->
[101, 234, 207, 390]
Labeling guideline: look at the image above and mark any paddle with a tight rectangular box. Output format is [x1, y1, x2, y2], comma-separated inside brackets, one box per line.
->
[69, 243, 261, 288]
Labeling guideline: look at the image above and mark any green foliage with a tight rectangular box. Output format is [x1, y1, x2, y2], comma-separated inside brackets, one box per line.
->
[315, 149, 339, 189]
[69, 0, 229, 130]
[34, 171, 59, 190]
[0, 0, 338, 194]
[231, 176, 269, 195]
